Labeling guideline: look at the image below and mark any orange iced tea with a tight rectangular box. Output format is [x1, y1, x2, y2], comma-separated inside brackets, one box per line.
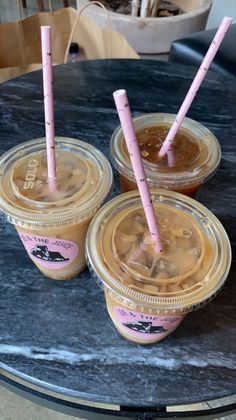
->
[111, 114, 221, 197]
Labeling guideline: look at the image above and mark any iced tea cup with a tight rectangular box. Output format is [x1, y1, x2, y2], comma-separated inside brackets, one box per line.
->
[110, 113, 221, 197]
[86, 190, 231, 344]
[0, 137, 113, 280]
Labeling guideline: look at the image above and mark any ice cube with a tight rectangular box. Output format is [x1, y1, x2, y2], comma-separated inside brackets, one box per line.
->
[160, 217, 170, 229]
[151, 258, 179, 278]
[133, 213, 147, 234]
[190, 247, 202, 258]
[172, 227, 192, 238]
[115, 232, 136, 256]
[144, 251, 154, 269]
[143, 232, 154, 245]
[129, 250, 154, 275]
[134, 213, 146, 224]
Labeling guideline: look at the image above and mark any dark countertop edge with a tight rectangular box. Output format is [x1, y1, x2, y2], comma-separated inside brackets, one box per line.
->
[1, 373, 236, 419]
[1, 363, 236, 413]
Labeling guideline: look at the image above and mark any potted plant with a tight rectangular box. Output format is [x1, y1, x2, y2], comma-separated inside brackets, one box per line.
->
[76, 0, 212, 54]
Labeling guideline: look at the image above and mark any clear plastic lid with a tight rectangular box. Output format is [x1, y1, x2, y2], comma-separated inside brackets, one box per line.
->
[0, 137, 113, 228]
[86, 190, 231, 314]
[110, 113, 221, 188]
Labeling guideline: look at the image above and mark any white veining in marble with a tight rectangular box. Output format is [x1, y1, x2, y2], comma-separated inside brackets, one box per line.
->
[0, 345, 235, 370]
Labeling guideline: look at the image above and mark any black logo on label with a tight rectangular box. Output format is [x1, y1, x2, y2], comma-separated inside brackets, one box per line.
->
[123, 321, 167, 334]
[31, 245, 69, 262]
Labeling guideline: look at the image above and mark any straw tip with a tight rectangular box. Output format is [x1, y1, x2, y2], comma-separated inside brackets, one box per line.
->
[113, 89, 126, 98]
[41, 25, 51, 31]
[222, 16, 233, 26]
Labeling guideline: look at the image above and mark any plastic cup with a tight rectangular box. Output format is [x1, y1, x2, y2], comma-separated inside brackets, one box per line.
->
[110, 113, 221, 197]
[86, 189, 231, 345]
[0, 137, 113, 280]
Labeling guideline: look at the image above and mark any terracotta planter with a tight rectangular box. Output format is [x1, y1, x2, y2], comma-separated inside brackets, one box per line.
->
[76, 0, 212, 54]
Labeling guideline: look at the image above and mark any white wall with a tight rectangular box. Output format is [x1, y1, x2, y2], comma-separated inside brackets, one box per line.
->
[206, 0, 236, 28]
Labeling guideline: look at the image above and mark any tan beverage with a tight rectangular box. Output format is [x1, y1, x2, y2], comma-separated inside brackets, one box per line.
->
[110, 113, 221, 197]
[0, 137, 113, 280]
[86, 190, 231, 344]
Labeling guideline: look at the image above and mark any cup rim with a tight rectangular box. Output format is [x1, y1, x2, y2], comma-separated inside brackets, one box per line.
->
[86, 189, 231, 314]
[110, 113, 221, 188]
[0, 137, 113, 227]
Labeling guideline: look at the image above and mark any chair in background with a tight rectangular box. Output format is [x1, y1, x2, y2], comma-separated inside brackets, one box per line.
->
[21, 0, 69, 12]
[169, 23, 236, 78]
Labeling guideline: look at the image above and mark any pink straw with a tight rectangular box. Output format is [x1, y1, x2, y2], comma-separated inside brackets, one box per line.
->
[41, 26, 56, 185]
[159, 16, 232, 159]
[113, 89, 163, 253]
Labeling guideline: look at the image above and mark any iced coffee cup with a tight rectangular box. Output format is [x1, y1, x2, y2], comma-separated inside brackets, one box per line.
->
[110, 113, 221, 197]
[0, 137, 113, 280]
[86, 189, 231, 344]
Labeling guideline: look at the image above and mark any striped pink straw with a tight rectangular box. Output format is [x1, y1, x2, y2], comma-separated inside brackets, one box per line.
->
[113, 89, 163, 253]
[159, 16, 232, 159]
[41, 26, 56, 187]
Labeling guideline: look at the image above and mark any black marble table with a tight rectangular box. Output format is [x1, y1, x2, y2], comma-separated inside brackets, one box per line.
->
[0, 60, 235, 419]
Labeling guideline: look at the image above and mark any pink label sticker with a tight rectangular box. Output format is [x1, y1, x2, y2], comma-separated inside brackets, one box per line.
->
[19, 233, 78, 269]
[114, 306, 184, 341]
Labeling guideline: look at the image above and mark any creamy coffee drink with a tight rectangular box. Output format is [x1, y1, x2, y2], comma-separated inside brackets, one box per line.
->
[110, 114, 221, 197]
[86, 190, 231, 344]
[0, 137, 113, 280]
